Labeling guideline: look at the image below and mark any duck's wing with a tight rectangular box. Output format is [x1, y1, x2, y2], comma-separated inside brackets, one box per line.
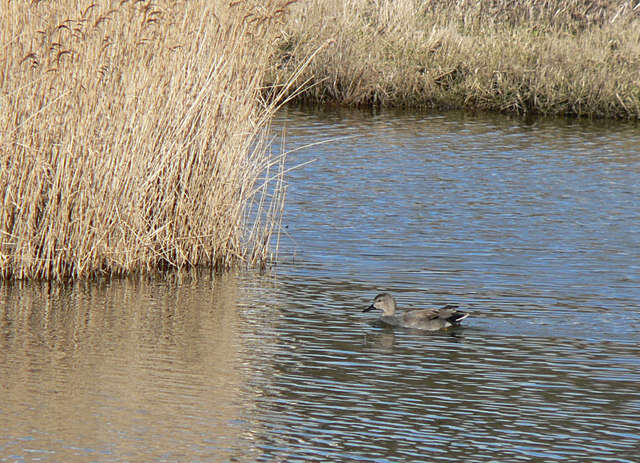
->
[404, 309, 441, 323]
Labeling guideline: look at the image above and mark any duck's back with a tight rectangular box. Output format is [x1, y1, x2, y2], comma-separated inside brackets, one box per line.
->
[400, 305, 468, 330]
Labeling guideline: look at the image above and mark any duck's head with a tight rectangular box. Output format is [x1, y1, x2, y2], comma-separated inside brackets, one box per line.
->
[363, 293, 397, 316]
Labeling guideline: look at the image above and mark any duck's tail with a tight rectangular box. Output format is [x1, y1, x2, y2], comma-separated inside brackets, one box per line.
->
[442, 305, 469, 325]
[449, 311, 469, 324]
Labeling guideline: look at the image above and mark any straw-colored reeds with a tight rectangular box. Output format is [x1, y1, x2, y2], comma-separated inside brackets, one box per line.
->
[1, 0, 293, 281]
[270, 0, 640, 118]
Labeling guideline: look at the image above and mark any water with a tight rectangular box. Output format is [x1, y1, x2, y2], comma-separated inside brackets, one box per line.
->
[2, 108, 640, 462]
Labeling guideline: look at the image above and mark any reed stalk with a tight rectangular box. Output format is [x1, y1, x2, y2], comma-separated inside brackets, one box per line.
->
[1, 0, 294, 280]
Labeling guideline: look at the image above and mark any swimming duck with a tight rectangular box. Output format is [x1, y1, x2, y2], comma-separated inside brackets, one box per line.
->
[363, 293, 468, 331]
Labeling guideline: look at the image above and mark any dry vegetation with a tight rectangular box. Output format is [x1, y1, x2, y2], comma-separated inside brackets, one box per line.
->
[1, 0, 294, 281]
[271, 0, 640, 118]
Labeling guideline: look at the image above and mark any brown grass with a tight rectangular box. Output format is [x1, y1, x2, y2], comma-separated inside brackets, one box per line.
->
[269, 0, 640, 118]
[1, 0, 294, 281]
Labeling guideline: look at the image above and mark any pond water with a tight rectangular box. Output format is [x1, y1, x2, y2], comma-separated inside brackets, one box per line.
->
[2, 108, 640, 462]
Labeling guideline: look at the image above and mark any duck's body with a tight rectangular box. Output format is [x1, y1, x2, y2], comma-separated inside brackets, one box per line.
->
[363, 293, 468, 331]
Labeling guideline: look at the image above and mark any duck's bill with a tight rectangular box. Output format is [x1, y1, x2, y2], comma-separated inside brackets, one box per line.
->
[362, 304, 375, 313]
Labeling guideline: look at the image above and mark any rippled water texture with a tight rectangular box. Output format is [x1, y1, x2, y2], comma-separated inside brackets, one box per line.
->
[2, 109, 640, 462]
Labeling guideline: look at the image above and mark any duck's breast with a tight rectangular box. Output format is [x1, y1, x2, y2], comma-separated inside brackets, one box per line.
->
[379, 315, 401, 327]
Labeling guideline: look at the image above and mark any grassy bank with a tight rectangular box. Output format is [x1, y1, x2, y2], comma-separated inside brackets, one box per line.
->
[270, 0, 640, 118]
[1, 0, 291, 281]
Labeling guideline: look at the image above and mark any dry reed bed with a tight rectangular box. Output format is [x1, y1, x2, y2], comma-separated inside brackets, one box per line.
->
[270, 0, 640, 118]
[1, 0, 292, 281]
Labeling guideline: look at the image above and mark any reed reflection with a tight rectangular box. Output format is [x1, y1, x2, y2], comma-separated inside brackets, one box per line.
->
[0, 273, 264, 461]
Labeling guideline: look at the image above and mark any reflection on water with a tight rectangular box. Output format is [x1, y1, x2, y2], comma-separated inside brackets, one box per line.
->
[0, 274, 268, 462]
[2, 108, 640, 462]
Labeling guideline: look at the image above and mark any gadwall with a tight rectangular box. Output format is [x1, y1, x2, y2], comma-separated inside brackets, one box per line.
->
[363, 293, 468, 331]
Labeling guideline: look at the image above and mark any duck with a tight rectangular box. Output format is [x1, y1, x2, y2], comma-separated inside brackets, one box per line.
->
[363, 293, 468, 331]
